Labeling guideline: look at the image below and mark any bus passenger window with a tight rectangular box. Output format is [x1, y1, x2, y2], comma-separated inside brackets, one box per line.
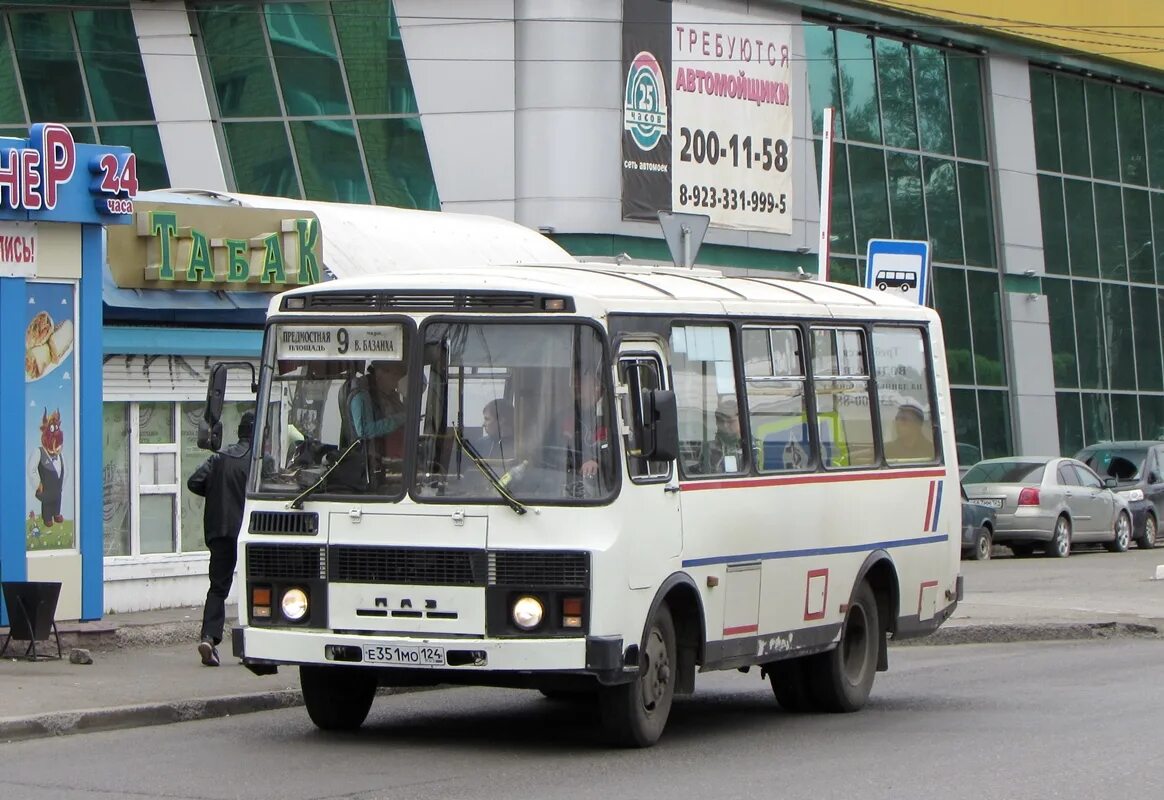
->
[873, 327, 937, 465]
[811, 328, 875, 468]
[743, 327, 811, 472]
[671, 325, 746, 477]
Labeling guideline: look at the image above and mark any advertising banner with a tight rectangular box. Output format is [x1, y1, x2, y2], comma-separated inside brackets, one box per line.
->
[622, 0, 794, 234]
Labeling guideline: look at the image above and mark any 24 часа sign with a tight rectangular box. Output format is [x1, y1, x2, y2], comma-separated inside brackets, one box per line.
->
[622, 0, 794, 235]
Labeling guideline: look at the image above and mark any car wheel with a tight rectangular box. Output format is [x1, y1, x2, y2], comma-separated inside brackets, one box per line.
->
[1106, 511, 1131, 553]
[1138, 514, 1158, 550]
[972, 528, 992, 561]
[1045, 515, 1072, 558]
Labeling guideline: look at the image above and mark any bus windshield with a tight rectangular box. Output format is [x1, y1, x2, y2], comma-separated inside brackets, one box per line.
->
[413, 321, 616, 504]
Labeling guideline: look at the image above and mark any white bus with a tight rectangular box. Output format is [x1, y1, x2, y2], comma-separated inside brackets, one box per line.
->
[200, 261, 962, 747]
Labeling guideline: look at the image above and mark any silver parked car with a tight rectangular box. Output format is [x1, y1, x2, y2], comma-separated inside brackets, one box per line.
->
[961, 457, 1132, 558]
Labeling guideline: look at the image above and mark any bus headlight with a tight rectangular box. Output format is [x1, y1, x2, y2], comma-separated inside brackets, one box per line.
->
[512, 596, 544, 630]
[281, 588, 309, 621]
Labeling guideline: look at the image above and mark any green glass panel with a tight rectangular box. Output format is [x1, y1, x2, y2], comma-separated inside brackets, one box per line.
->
[334, 0, 416, 115]
[9, 11, 90, 122]
[1073, 281, 1108, 390]
[68, 125, 95, 144]
[948, 53, 986, 160]
[1132, 287, 1163, 391]
[1056, 392, 1084, 456]
[804, 24, 842, 138]
[923, 157, 963, 264]
[1112, 394, 1142, 441]
[827, 143, 855, 255]
[977, 390, 1012, 459]
[886, 152, 926, 241]
[266, 2, 349, 117]
[74, 10, 154, 122]
[223, 121, 299, 198]
[1116, 88, 1147, 186]
[196, 4, 281, 117]
[1038, 175, 1069, 275]
[967, 270, 1005, 386]
[1030, 70, 1060, 172]
[835, 30, 879, 145]
[0, 19, 25, 125]
[958, 163, 995, 267]
[1094, 183, 1126, 280]
[1153, 193, 1164, 283]
[951, 388, 980, 457]
[0, 126, 26, 138]
[934, 266, 974, 385]
[913, 45, 953, 156]
[1124, 188, 1154, 283]
[829, 256, 859, 286]
[1063, 178, 1098, 276]
[1103, 284, 1135, 390]
[1044, 277, 1078, 388]
[1141, 395, 1164, 440]
[98, 125, 169, 191]
[1085, 82, 1119, 181]
[874, 37, 915, 149]
[1081, 392, 1112, 444]
[1055, 76, 1090, 177]
[1145, 94, 1164, 190]
[847, 144, 890, 249]
[358, 117, 439, 209]
[290, 119, 368, 202]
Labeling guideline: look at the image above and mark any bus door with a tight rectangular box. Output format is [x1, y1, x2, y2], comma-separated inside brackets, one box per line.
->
[616, 340, 682, 589]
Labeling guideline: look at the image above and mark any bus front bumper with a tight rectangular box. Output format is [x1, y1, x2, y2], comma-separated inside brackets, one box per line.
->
[233, 626, 632, 684]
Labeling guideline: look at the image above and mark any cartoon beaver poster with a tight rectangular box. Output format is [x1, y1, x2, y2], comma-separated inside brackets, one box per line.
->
[25, 283, 77, 551]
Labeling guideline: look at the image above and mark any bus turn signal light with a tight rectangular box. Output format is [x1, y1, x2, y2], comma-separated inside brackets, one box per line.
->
[252, 586, 272, 618]
[562, 597, 583, 628]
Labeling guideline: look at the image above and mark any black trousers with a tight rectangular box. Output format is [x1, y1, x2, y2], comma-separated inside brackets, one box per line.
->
[201, 538, 238, 645]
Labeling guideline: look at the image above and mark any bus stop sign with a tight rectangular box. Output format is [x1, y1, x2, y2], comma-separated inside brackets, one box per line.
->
[865, 239, 931, 306]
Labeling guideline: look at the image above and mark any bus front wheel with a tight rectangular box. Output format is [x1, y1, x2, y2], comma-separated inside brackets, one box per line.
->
[807, 581, 880, 713]
[599, 604, 677, 747]
[300, 665, 378, 731]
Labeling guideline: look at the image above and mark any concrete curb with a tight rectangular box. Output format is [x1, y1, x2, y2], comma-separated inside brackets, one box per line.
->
[893, 620, 1163, 647]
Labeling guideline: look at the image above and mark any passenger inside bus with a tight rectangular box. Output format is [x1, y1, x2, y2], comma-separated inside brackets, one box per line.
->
[884, 399, 935, 462]
[346, 360, 408, 460]
[697, 395, 744, 473]
[555, 369, 612, 494]
[478, 398, 515, 460]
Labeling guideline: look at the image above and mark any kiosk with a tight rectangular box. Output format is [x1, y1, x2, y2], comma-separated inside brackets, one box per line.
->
[0, 124, 136, 624]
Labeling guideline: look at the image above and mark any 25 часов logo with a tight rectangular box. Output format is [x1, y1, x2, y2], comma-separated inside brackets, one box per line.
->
[624, 51, 668, 152]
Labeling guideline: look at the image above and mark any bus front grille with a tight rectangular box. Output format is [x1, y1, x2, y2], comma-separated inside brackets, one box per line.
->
[246, 544, 326, 581]
[329, 546, 487, 586]
[489, 551, 590, 589]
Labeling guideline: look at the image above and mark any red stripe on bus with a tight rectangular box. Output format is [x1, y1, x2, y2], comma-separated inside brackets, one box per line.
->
[680, 468, 947, 492]
[923, 481, 936, 531]
[723, 624, 760, 636]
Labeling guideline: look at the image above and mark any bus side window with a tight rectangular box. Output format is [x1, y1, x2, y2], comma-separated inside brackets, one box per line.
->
[670, 324, 746, 477]
[811, 327, 876, 468]
[618, 356, 670, 481]
[743, 326, 812, 472]
[873, 326, 938, 465]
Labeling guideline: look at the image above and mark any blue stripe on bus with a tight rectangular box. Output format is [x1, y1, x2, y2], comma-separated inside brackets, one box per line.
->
[680, 534, 950, 569]
[931, 481, 945, 533]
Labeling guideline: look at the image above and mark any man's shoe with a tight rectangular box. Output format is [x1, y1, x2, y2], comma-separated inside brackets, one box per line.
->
[198, 639, 220, 667]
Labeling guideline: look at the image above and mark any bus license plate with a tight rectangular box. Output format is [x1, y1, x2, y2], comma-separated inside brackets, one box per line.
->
[363, 644, 446, 666]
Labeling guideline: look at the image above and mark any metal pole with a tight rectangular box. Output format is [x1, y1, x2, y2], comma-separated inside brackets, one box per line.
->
[817, 106, 836, 282]
[681, 224, 691, 268]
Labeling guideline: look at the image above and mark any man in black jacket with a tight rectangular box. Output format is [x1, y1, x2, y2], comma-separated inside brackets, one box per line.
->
[188, 410, 254, 667]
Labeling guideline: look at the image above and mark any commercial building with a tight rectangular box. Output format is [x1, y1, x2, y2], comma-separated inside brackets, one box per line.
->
[0, 0, 1160, 611]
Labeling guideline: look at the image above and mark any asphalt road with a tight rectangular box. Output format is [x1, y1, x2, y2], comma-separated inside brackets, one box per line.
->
[2, 640, 1161, 800]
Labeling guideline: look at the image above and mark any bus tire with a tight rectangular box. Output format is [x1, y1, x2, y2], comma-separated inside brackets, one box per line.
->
[539, 688, 593, 702]
[807, 582, 880, 713]
[767, 657, 815, 712]
[599, 604, 677, 747]
[300, 665, 377, 732]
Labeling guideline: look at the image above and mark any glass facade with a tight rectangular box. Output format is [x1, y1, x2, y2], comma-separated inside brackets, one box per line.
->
[805, 24, 1011, 460]
[1032, 69, 1164, 453]
[194, 0, 439, 208]
[0, 4, 170, 189]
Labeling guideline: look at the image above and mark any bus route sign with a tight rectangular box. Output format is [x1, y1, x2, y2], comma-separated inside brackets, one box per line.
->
[864, 239, 931, 307]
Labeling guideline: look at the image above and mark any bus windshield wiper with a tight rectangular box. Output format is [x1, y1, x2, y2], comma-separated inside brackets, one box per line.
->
[452, 427, 527, 515]
[288, 438, 364, 510]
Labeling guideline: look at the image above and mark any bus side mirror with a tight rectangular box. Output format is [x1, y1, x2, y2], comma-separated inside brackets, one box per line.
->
[198, 420, 223, 452]
[198, 363, 229, 451]
[642, 389, 679, 462]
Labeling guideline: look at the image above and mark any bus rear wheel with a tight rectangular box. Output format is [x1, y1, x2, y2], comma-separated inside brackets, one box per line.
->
[807, 582, 880, 713]
[300, 665, 378, 731]
[599, 604, 677, 747]
[767, 657, 815, 712]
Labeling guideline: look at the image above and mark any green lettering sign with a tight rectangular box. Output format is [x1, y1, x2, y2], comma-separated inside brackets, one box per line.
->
[225, 239, 249, 282]
[296, 218, 321, 284]
[149, 211, 178, 280]
[260, 233, 286, 284]
[186, 229, 213, 282]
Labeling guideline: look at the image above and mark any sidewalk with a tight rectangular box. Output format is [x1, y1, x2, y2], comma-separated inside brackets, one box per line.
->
[2, 549, 1162, 743]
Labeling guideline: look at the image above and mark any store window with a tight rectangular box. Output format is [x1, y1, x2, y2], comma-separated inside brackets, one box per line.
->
[194, 0, 439, 208]
[805, 23, 1010, 460]
[1031, 68, 1164, 450]
[0, 4, 170, 190]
